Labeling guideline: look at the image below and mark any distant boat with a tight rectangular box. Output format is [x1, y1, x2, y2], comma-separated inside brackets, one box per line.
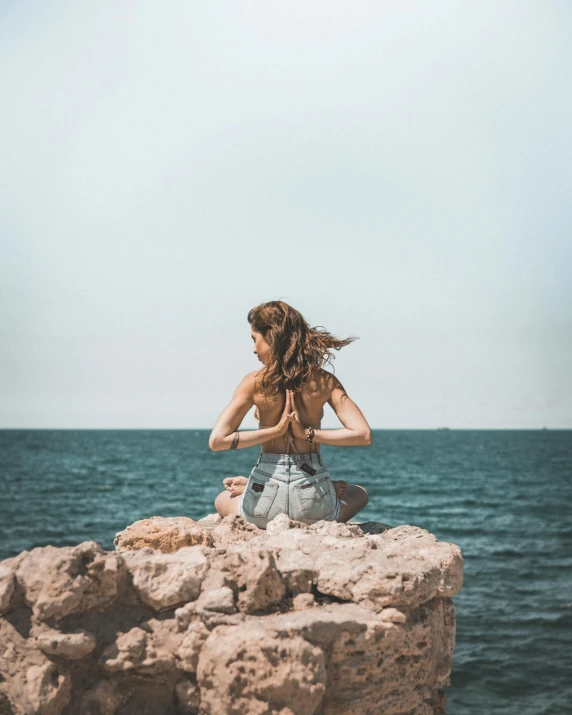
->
[436, 427, 450, 431]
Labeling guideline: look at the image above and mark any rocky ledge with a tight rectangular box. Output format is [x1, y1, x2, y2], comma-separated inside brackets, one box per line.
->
[0, 514, 463, 715]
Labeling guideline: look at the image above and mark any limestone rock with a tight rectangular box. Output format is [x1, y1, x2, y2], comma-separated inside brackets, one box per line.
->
[100, 626, 147, 672]
[100, 618, 182, 674]
[0, 515, 463, 714]
[78, 680, 124, 715]
[176, 620, 211, 673]
[208, 513, 262, 549]
[197, 513, 223, 527]
[197, 585, 236, 613]
[218, 549, 286, 614]
[0, 562, 16, 613]
[197, 622, 327, 715]
[114, 515, 214, 553]
[174, 678, 201, 710]
[292, 593, 316, 610]
[26, 662, 71, 715]
[121, 545, 210, 611]
[174, 600, 247, 632]
[266, 513, 311, 535]
[15, 541, 124, 622]
[36, 628, 97, 659]
[312, 525, 463, 611]
[0, 616, 71, 715]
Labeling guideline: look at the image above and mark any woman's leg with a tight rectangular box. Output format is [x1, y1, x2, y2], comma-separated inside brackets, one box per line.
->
[215, 478, 368, 522]
[336, 484, 369, 522]
[214, 489, 243, 518]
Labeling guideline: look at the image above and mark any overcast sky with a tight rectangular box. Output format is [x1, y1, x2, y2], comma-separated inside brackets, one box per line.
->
[1, 1, 570, 429]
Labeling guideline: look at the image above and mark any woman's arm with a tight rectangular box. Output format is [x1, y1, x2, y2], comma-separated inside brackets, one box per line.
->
[208, 376, 294, 451]
[291, 376, 372, 447]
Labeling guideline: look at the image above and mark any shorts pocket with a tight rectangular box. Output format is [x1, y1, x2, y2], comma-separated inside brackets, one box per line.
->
[242, 476, 279, 519]
[295, 474, 336, 520]
[252, 466, 276, 479]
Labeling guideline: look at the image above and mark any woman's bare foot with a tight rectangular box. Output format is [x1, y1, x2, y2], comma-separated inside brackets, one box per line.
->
[223, 476, 248, 498]
[332, 480, 348, 501]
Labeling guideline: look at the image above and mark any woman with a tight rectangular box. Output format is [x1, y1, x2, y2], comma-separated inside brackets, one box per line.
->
[209, 301, 372, 529]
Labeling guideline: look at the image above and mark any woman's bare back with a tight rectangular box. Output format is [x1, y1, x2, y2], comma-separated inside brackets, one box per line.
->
[253, 367, 336, 454]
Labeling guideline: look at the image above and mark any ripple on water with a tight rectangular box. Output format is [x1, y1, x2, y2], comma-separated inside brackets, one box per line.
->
[1, 429, 571, 714]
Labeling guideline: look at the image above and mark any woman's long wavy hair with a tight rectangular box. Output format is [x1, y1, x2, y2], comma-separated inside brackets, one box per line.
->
[247, 301, 357, 395]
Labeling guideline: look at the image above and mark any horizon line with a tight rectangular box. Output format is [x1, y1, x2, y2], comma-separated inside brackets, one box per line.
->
[0, 427, 570, 432]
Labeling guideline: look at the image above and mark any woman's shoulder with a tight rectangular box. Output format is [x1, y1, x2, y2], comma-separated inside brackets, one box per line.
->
[232, 370, 262, 396]
[239, 369, 268, 394]
[314, 367, 344, 393]
[240, 369, 263, 386]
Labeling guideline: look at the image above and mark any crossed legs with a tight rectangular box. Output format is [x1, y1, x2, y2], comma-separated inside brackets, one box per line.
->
[214, 476, 369, 522]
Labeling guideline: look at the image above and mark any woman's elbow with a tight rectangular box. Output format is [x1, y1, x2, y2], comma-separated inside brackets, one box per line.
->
[362, 430, 373, 446]
[208, 434, 221, 451]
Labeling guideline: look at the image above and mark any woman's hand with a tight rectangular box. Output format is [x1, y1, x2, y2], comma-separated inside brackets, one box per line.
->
[288, 392, 308, 440]
[274, 390, 296, 437]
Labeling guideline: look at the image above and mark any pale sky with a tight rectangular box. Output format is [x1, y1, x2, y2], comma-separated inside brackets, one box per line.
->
[1, 1, 570, 429]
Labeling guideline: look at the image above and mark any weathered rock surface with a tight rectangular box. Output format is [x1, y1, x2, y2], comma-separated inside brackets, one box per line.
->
[114, 516, 215, 553]
[0, 513, 463, 714]
[36, 629, 97, 659]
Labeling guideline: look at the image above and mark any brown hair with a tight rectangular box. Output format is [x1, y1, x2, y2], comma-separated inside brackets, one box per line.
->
[247, 300, 357, 395]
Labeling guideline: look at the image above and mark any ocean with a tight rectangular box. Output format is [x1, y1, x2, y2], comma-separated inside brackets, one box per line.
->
[1, 429, 570, 714]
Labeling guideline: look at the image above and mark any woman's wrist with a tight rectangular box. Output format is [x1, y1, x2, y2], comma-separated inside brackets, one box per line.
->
[270, 424, 287, 440]
[290, 422, 306, 439]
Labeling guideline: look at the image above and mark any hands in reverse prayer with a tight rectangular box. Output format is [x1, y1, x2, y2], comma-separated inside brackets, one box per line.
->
[223, 389, 348, 501]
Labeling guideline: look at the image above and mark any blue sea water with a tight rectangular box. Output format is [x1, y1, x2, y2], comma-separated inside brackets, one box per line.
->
[0, 429, 571, 714]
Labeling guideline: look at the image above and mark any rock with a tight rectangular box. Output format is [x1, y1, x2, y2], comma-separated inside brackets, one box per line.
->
[176, 620, 211, 672]
[15, 541, 124, 622]
[26, 662, 71, 715]
[0, 562, 16, 613]
[308, 520, 365, 538]
[197, 513, 223, 527]
[121, 545, 210, 611]
[37, 628, 97, 659]
[0, 515, 463, 714]
[208, 514, 262, 549]
[197, 585, 236, 613]
[175, 678, 201, 710]
[100, 618, 181, 674]
[312, 525, 463, 611]
[78, 680, 124, 715]
[292, 593, 316, 610]
[197, 622, 327, 715]
[100, 626, 147, 672]
[353, 520, 393, 535]
[174, 601, 246, 632]
[274, 549, 315, 594]
[218, 549, 286, 614]
[114, 515, 214, 553]
[266, 513, 311, 535]
[379, 607, 408, 624]
[231, 600, 455, 714]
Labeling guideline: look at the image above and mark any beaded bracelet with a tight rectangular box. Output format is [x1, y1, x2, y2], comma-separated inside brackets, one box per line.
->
[306, 426, 314, 444]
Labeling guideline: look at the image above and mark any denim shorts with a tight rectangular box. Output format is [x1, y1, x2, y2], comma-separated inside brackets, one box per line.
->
[238, 452, 344, 530]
